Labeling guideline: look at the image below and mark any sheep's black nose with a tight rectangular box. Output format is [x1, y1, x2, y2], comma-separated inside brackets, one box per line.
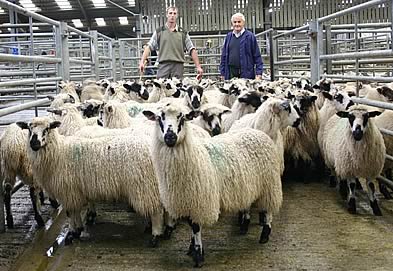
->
[293, 118, 301, 128]
[164, 131, 178, 147]
[353, 128, 363, 141]
[212, 126, 221, 136]
[346, 100, 355, 109]
[30, 134, 41, 151]
[191, 98, 200, 110]
[141, 90, 149, 100]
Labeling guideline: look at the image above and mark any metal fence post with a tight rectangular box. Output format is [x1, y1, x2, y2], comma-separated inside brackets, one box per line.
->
[0, 184, 5, 233]
[324, 23, 332, 74]
[271, 30, 278, 81]
[119, 40, 125, 80]
[110, 39, 117, 81]
[90, 30, 100, 81]
[309, 20, 322, 84]
[59, 22, 70, 81]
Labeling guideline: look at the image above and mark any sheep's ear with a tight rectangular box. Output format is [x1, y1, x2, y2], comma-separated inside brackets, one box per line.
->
[262, 95, 270, 101]
[47, 95, 55, 101]
[312, 84, 320, 89]
[222, 109, 231, 115]
[309, 96, 318, 103]
[336, 111, 349, 118]
[368, 111, 382, 118]
[68, 94, 76, 103]
[219, 87, 229, 94]
[185, 111, 200, 120]
[97, 119, 103, 126]
[16, 121, 29, 130]
[347, 91, 356, 97]
[322, 91, 333, 100]
[153, 81, 161, 88]
[172, 89, 181, 98]
[107, 106, 113, 113]
[47, 108, 63, 116]
[304, 84, 313, 92]
[49, 121, 61, 129]
[142, 110, 156, 121]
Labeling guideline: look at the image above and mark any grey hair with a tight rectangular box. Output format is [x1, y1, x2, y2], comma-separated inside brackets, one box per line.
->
[231, 13, 245, 23]
[166, 6, 178, 14]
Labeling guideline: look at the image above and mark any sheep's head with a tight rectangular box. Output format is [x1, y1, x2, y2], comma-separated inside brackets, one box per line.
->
[336, 106, 381, 141]
[237, 90, 263, 110]
[123, 80, 149, 100]
[322, 90, 354, 111]
[290, 90, 317, 116]
[16, 117, 61, 151]
[377, 86, 393, 102]
[185, 85, 204, 110]
[268, 98, 301, 129]
[199, 104, 231, 136]
[313, 78, 334, 93]
[143, 103, 196, 147]
[81, 99, 104, 118]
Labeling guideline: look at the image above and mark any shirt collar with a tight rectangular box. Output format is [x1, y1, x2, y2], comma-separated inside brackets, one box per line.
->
[232, 28, 245, 38]
[166, 23, 178, 31]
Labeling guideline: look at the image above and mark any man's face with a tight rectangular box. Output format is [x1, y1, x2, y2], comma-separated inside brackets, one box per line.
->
[166, 8, 178, 23]
[232, 17, 245, 33]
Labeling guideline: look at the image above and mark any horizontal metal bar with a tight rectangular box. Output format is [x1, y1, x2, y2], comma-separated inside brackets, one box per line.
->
[0, 95, 51, 100]
[318, 0, 388, 23]
[0, 70, 57, 76]
[0, 77, 62, 87]
[386, 154, 393, 161]
[0, 22, 50, 28]
[69, 59, 93, 65]
[276, 74, 308, 79]
[0, 53, 62, 63]
[0, 0, 60, 26]
[273, 25, 309, 39]
[332, 58, 393, 65]
[351, 97, 393, 111]
[70, 74, 97, 79]
[0, 32, 55, 38]
[324, 74, 393, 83]
[275, 58, 310, 65]
[11, 181, 24, 195]
[98, 56, 112, 60]
[331, 29, 392, 33]
[320, 50, 393, 60]
[0, 86, 56, 94]
[0, 98, 51, 117]
[96, 32, 113, 41]
[255, 28, 273, 37]
[331, 22, 392, 29]
[376, 175, 393, 191]
[66, 26, 92, 39]
[380, 128, 393, 136]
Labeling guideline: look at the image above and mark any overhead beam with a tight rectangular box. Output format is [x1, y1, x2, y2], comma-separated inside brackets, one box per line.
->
[75, 0, 91, 29]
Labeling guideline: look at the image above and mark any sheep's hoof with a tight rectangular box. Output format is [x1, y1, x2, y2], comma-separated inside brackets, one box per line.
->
[355, 178, 363, 191]
[339, 181, 348, 200]
[149, 235, 159, 248]
[239, 218, 250, 235]
[379, 183, 392, 200]
[35, 215, 45, 228]
[347, 198, 356, 214]
[49, 198, 59, 209]
[65, 232, 74, 245]
[86, 210, 97, 225]
[163, 225, 175, 240]
[6, 216, 14, 229]
[370, 200, 382, 216]
[329, 176, 337, 187]
[192, 245, 204, 268]
[39, 191, 45, 205]
[259, 225, 271, 244]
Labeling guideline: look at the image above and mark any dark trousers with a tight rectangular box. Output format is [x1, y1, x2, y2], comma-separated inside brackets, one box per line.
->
[229, 65, 241, 79]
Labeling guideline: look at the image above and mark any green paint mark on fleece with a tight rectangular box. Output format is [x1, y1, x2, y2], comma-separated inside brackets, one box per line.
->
[72, 143, 84, 161]
[205, 142, 226, 170]
[127, 105, 144, 118]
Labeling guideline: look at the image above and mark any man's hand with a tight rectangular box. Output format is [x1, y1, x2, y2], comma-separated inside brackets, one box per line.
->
[256, 75, 262, 80]
[139, 59, 146, 74]
[220, 75, 225, 81]
[196, 65, 203, 80]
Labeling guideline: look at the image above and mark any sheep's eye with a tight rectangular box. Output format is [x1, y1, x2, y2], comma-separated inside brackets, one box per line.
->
[161, 113, 166, 120]
[176, 113, 183, 120]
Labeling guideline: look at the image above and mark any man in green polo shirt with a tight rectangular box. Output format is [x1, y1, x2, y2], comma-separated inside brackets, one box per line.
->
[139, 6, 203, 79]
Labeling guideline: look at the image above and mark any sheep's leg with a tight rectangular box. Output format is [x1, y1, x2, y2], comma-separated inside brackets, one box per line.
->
[190, 222, 204, 268]
[39, 190, 45, 205]
[163, 211, 176, 240]
[149, 210, 164, 248]
[29, 187, 45, 227]
[259, 210, 272, 244]
[86, 202, 97, 225]
[49, 198, 59, 209]
[366, 178, 382, 216]
[355, 178, 363, 191]
[186, 218, 195, 256]
[65, 210, 84, 245]
[239, 209, 251, 235]
[4, 183, 13, 228]
[347, 178, 357, 214]
[339, 178, 348, 200]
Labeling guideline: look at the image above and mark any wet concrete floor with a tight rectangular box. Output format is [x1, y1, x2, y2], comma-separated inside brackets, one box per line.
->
[7, 177, 393, 271]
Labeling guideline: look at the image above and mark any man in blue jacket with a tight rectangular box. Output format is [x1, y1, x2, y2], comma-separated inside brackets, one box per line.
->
[220, 13, 263, 80]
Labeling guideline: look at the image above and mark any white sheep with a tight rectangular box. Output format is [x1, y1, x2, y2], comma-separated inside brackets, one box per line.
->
[191, 103, 231, 136]
[17, 117, 165, 247]
[322, 105, 386, 215]
[143, 103, 282, 267]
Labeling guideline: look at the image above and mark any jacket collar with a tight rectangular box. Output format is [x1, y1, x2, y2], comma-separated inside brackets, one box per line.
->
[232, 28, 245, 38]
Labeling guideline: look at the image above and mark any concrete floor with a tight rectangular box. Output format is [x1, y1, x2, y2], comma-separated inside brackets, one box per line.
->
[8, 177, 393, 271]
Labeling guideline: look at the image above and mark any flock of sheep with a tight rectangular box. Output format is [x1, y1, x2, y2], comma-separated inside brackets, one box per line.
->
[1, 75, 392, 267]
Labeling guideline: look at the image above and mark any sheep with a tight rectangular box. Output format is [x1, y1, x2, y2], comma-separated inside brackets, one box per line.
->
[159, 84, 208, 111]
[17, 117, 165, 247]
[80, 99, 105, 118]
[191, 103, 231, 136]
[47, 93, 76, 109]
[322, 105, 386, 215]
[221, 90, 264, 133]
[79, 82, 105, 102]
[230, 97, 301, 176]
[0, 124, 53, 229]
[143, 103, 282, 267]
[147, 78, 180, 103]
[282, 89, 320, 177]
[123, 80, 150, 102]
[58, 81, 80, 103]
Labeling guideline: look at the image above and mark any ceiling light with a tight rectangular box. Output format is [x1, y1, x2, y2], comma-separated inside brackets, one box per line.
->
[72, 19, 83, 28]
[95, 18, 106, 26]
[128, 0, 136, 6]
[92, 0, 106, 8]
[119, 17, 128, 25]
[55, 0, 72, 10]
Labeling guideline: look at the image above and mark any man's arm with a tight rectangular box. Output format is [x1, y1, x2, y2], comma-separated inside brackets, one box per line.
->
[139, 46, 151, 74]
[190, 48, 203, 79]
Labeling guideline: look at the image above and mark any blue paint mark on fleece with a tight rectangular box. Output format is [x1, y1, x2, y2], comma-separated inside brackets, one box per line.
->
[205, 142, 226, 170]
[127, 104, 144, 117]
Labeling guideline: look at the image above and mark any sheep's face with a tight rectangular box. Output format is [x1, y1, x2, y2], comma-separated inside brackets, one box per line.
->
[96, 79, 110, 90]
[123, 81, 149, 100]
[273, 100, 301, 129]
[143, 104, 195, 147]
[377, 86, 393, 102]
[336, 108, 381, 141]
[16, 119, 61, 151]
[291, 91, 317, 116]
[81, 100, 103, 118]
[201, 107, 231, 136]
[238, 91, 263, 110]
[185, 85, 204, 110]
